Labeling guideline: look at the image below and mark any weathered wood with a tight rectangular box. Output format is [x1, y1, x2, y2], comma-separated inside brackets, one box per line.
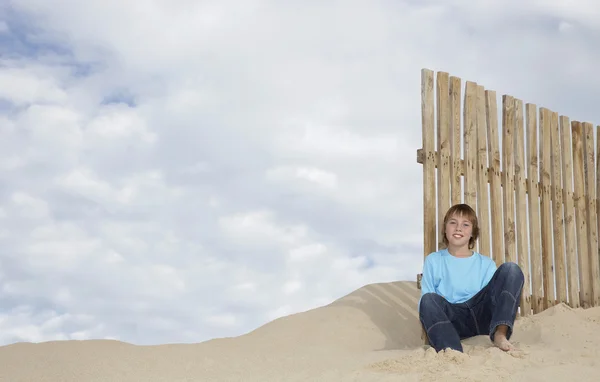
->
[420, 69, 435, 346]
[560, 115, 579, 308]
[437, 72, 451, 250]
[502, 95, 516, 264]
[583, 122, 600, 307]
[463, 82, 478, 208]
[551, 111, 567, 305]
[450, 76, 462, 206]
[422, 69, 436, 261]
[572, 121, 592, 307]
[526, 103, 544, 314]
[514, 98, 531, 315]
[486, 90, 504, 267]
[476, 85, 490, 257]
[540, 108, 555, 309]
[597, 124, 600, 306]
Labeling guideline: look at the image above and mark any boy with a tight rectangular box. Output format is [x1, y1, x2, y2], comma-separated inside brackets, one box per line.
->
[419, 203, 524, 353]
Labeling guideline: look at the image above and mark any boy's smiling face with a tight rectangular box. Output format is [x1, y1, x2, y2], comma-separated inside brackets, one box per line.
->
[444, 213, 473, 248]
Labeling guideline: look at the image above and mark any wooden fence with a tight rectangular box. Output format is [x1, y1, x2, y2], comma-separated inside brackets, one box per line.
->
[417, 68, 600, 316]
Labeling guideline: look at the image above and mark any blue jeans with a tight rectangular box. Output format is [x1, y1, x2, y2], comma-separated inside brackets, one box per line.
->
[419, 262, 524, 352]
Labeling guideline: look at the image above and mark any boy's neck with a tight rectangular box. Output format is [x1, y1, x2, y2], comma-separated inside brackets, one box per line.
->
[447, 245, 473, 258]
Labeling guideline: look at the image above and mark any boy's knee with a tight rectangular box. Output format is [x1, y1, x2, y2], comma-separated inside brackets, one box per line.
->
[420, 293, 443, 312]
[500, 262, 524, 279]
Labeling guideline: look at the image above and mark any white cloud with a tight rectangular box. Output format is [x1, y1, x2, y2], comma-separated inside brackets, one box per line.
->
[10, 192, 50, 220]
[0, 308, 107, 344]
[85, 104, 157, 143]
[0, 67, 67, 105]
[18, 104, 82, 151]
[266, 165, 338, 190]
[288, 243, 327, 263]
[205, 313, 238, 329]
[55, 167, 116, 203]
[0, 0, 599, 347]
[275, 124, 401, 161]
[218, 210, 308, 250]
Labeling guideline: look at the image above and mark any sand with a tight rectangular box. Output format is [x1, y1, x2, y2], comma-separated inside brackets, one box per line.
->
[1, 281, 599, 381]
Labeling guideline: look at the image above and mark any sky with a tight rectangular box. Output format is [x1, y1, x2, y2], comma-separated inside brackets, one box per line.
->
[1, 0, 600, 346]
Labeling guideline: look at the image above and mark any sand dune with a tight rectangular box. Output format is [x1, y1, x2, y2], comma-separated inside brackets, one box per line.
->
[1, 281, 599, 381]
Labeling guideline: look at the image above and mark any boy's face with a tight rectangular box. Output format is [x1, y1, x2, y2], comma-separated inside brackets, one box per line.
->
[445, 213, 473, 248]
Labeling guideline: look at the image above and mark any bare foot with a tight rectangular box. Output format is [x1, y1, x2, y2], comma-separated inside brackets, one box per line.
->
[493, 324, 516, 352]
[493, 333, 516, 351]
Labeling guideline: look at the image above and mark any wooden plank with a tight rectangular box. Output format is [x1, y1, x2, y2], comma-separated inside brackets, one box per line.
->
[526, 103, 543, 313]
[463, 81, 478, 209]
[476, 85, 490, 258]
[421, 69, 436, 259]
[514, 98, 531, 315]
[421, 68, 435, 346]
[449, 76, 462, 206]
[540, 108, 555, 309]
[486, 90, 504, 266]
[437, 72, 451, 249]
[560, 115, 579, 308]
[502, 95, 516, 264]
[597, 124, 600, 306]
[583, 122, 600, 306]
[550, 111, 567, 304]
[572, 121, 592, 307]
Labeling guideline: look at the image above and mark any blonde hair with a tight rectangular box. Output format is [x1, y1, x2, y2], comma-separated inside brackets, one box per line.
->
[441, 203, 479, 249]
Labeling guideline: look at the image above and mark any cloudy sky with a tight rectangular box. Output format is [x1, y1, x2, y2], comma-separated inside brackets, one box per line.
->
[1, 0, 599, 346]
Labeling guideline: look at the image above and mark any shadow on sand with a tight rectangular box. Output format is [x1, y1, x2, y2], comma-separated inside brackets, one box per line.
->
[330, 281, 425, 351]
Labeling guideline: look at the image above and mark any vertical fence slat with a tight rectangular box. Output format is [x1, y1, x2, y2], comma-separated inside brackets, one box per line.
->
[420, 68, 435, 346]
[486, 90, 504, 266]
[437, 72, 451, 249]
[502, 95, 516, 264]
[476, 85, 490, 258]
[421, 69, 436, 259]
[596, 124, 600, 306]
[572, 121, 592, 307]
[583, 122, 600, 306]
[527, 103, 544, 313]
[450, 76, 462, 206]
[464, 81, 478, 209]
[540, 108, 555, 309]
[514, 98, 531, 315]
[551, 111, 568, 304]
[560, 115, 579, 308]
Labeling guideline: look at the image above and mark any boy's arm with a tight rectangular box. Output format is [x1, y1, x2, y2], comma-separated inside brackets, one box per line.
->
[420, 255, 436, 296]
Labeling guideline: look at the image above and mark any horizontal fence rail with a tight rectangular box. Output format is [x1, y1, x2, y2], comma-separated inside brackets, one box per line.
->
[418, 68, 600, 316]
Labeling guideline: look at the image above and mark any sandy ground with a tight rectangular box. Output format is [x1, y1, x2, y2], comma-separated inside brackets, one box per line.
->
[1, 281, 598, 381]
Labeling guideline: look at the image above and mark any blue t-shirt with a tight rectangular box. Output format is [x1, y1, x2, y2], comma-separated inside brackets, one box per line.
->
[419, 248, 496, 306]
